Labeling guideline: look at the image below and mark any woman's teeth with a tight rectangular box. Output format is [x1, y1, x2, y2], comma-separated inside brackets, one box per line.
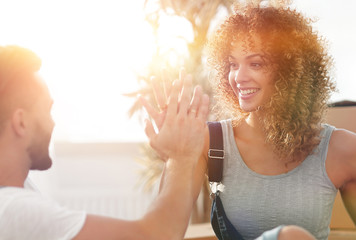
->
[240, 89, 258, 95]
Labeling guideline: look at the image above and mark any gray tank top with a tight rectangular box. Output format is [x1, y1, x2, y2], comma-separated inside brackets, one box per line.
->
[218, 119, 337, 240]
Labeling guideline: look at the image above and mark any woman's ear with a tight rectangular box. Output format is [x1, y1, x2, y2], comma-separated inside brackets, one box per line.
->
[11, 109, 27, 137]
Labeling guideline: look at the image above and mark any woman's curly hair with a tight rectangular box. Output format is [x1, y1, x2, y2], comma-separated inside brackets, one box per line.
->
[206, 2, 336, 162]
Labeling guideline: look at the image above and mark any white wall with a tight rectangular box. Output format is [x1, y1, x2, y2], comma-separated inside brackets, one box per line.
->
[29, 142, 160, 220]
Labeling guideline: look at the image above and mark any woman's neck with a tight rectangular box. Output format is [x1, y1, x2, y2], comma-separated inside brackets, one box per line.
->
[245, 112, 265, 134]
[233, 112, 266, 144]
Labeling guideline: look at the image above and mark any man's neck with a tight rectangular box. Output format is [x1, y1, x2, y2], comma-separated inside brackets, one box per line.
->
[0, 149, 29, 188]
[0, 120, 31, 188]
[0, 167, 28, 187]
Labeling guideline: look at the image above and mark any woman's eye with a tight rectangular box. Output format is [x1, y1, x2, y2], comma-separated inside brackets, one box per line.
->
[229, 62, 239, 69]
[251, 62, 262, 68]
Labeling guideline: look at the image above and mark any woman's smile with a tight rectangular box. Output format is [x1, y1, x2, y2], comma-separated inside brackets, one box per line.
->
[238, 88, 260, 100]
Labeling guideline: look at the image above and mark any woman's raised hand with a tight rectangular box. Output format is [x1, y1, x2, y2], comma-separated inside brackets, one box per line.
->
[140, 69, 209, 163]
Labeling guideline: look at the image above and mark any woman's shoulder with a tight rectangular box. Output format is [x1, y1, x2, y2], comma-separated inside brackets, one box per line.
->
[329, 127, 356, 157]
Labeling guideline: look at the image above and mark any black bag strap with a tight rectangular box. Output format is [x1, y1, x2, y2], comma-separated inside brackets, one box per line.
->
[208, 122, 224, 183]
[208, 122, 245, 240]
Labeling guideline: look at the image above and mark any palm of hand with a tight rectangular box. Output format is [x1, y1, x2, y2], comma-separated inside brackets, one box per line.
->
[141, 71, 209, 163]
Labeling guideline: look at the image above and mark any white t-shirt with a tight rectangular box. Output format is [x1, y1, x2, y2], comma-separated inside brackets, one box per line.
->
[0, 183, 86, 240]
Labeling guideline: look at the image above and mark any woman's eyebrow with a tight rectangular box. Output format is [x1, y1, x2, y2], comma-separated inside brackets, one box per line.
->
[228, 53, 263, 60]
[246, 53, 263, 59]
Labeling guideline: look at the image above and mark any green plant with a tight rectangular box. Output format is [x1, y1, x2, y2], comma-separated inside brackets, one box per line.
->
[126, 0, 233, 223]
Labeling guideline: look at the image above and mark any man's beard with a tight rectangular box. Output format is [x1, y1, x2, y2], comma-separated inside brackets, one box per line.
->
[27, 130, 53, 171]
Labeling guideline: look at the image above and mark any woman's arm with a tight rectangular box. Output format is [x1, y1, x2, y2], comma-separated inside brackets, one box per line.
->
[328, 128, 356, 225]
[159, 129, 209, 201]
[141, 70, 210, 203]
[340, 181, 356, 224]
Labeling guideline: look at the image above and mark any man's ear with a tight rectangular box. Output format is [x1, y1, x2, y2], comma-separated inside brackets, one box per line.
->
[11, 109, 27, 137]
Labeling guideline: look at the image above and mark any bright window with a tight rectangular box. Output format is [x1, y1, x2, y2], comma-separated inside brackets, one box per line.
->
[0, 0, 355, 142]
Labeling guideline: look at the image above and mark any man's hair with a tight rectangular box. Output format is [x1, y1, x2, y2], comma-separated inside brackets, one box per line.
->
[0, 46, 42, 131]
[207, 3, 335, 161]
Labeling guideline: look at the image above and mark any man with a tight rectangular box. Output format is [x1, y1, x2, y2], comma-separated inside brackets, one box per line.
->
[0, 45, 210, 240]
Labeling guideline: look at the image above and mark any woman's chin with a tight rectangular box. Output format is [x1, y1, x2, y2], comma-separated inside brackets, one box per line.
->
[240, 105, 258, 113]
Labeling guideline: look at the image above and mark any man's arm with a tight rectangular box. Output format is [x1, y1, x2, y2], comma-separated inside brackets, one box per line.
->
[74, 76, 209, 240]
[75, 157, 200, 240]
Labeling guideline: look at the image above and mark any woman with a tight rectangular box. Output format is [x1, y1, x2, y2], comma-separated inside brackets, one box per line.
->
[142, 1, 356, 239]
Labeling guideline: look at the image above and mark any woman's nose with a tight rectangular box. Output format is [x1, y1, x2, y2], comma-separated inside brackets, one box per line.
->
[233, 67, 249, 83]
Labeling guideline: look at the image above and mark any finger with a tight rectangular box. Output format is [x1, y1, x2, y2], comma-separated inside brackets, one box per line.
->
[197, 94, 210, 120]
[178, 68, 185, 100]
[189, 85, 203, 117]
[166, 79, 180, 119]
[144, 118, 157, 140]
[179, 67, 186, 83]
[161, 68, 172, 99]
[139, 96, 160, 122]
[151, 76, 167, 111]
[178, 75, 193, 115]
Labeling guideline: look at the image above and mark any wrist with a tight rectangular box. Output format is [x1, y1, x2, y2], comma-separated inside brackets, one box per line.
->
[166, 156, 197, 167]
[164, 158, 195, 195]
[165, 158, 197, 178]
